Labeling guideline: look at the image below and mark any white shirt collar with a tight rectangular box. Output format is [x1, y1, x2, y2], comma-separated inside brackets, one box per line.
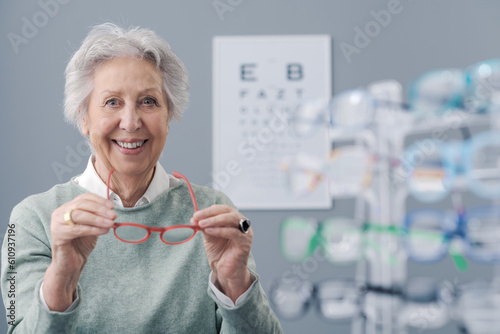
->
[74, 156, 173, 208]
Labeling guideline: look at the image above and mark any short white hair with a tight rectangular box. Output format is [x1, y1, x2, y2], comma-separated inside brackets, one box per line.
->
[64, 23, 189, 130]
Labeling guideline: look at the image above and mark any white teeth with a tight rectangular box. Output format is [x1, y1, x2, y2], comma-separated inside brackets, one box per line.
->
[116, 140, 145, 149]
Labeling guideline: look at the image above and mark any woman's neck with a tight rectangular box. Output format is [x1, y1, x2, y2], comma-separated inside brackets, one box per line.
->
[93, 157, 155, 208]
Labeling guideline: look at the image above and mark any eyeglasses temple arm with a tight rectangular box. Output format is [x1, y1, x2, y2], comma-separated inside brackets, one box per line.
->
[172, 171, 199, 212]
[363, 223, 402, 266]
[449, 243, 468, 272]
[107, 167, 115, 200]
[107, 169, 199, 213]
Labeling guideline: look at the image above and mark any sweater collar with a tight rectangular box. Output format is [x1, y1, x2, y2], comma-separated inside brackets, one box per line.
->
[74, 156, 172, 208]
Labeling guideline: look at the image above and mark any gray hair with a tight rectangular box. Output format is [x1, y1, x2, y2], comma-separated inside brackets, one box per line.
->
[64, 23, 189, 130]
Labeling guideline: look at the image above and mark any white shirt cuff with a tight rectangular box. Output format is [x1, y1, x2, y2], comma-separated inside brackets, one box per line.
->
[208, 271, 257, 308]
[39, 281, 80, 312]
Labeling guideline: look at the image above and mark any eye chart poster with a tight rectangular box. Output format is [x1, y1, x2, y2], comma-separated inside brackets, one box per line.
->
[213, 35, 332, 210]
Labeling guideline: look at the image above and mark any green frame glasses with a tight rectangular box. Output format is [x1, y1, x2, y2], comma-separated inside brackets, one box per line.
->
[279, 216, 402, 266]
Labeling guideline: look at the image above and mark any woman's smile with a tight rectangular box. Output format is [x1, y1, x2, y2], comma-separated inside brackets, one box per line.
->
[113, 139, 148, 155]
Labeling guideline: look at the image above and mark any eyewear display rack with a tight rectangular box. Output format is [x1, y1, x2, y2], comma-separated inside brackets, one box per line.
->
[328, 80, 500, 334]
[334, 80, 407, 334]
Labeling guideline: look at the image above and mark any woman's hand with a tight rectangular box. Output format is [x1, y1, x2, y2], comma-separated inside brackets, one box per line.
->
[43, 193, 116, 311]
[192, 205, 253, 302]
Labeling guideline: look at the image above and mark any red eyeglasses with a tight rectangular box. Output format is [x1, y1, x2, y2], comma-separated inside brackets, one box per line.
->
[107, 167, 201, 245]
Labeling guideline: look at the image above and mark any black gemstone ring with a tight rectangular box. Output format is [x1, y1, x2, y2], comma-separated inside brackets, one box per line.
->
[239, 219, 251, 234]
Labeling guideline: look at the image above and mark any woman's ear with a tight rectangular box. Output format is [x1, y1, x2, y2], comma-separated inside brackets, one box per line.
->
[80, 110, 89, 135]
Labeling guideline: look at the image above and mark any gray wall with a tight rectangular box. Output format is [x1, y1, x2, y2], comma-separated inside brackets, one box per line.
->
[1, 1, 500, 333]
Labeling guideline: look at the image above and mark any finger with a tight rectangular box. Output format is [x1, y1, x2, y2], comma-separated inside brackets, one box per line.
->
[74, 193, 115, 209]
[197, 212, 241, 229]
[193, 205, 233, 220]
[203, 226, 253, 243]
[57, 198, 116, 229]
[68, 209, 115, 229]
[66, 199, 117, 221]
[57, 223, 111, 239]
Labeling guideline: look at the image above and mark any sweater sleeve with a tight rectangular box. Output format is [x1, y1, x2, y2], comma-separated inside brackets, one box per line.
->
[207, 258, 283, 334]
[1, 200, 81, 333]
[208, 191, 283, 334]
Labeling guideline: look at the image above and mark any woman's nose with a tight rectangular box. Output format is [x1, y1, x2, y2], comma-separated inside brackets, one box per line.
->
[119, 105, 142, 132]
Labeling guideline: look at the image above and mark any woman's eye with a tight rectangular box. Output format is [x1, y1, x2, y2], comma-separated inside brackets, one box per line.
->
[142, 97, 158, 106]
[105, 99, 118, 107]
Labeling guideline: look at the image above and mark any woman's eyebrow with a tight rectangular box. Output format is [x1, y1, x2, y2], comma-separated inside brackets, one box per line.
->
[99, 88, 162, 96]
[138, 88, 162, 95]
[100, 89, 121, 97]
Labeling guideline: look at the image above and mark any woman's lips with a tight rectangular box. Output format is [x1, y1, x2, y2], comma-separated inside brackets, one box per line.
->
[115, 140, 146, 149]
[113, 139, 148, 155]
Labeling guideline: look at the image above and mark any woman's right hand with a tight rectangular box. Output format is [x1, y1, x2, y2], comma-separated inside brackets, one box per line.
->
[43, 193, 116, 311]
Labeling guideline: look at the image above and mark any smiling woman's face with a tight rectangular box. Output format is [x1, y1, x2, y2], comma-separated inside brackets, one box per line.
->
[81, 56, 169, 178]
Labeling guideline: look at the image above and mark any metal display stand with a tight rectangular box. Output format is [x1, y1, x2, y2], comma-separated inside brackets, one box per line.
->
[273, 69, 500, 333]
[328, 80, 500, 334]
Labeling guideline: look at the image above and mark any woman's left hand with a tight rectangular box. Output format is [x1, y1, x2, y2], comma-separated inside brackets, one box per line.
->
[191, 205, 253, 302]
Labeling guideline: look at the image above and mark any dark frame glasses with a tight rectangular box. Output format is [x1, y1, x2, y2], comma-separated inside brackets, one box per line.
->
[269, 275, 454, 331]
[107, 167, 200, 245]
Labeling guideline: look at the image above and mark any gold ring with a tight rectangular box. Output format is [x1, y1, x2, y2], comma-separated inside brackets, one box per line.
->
[64, 209, 76, 226]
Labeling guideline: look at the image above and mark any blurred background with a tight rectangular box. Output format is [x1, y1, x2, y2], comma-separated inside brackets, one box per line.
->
[1, 1, 500, 333]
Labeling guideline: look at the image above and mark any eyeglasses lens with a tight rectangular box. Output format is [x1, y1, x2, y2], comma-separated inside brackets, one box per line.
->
[285, 154, 325, 197]
[281, 218, 317, 262]
[458, 282, 500, 333]
[468, 139, 500, 198]
[400, 278, 449, 329]
[289, 99, 328, 138]
[406, 212, 448, 262]
[330, 90, 374, 129]
[466, 60, 500, 112]
[316, 280, 359, 321]
[411, 69, 465, 115]
[326, 147, 373, 195]
[320, 218, 362, 264]
[115, 225, 149, 243]
[406, 145, 451, 202]
[466, 210, 500, 261]
[270, 278, 314, 320]
[161, 228, 196, 244]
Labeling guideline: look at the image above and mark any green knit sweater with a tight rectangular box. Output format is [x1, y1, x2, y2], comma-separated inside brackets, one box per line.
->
[1, 179, 283, 333]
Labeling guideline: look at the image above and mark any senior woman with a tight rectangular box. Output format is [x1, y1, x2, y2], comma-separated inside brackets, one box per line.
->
[1, 23, 282, 333]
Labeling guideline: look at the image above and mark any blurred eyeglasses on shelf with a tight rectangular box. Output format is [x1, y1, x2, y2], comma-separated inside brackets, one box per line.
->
[410, 59, 500, 117]
[280, 145, 397, 198]
[400, 130, 500, 202]
[465, 59, 500, 113]
[280, 204, 500, 272]
[269, 276, 454, 331]
[455, 279, 500, 334]
[287, 90, 395, 139]
[409, 68, 467, 118]
[269, 277, 362, 322]
[409, 59, 500, 117]
[287, 59, 500, 140]
[270, 275, 500, 333]
[402, 206, 500, 271]
[280, 216, 402, 266]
